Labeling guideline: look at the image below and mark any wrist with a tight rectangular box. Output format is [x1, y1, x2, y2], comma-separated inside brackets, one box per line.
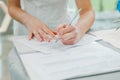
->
[74, 24, 85, 39]
[24, 15, 41, 30]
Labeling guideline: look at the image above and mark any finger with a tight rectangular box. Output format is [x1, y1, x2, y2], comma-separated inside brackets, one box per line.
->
[56, 23, 67, 32]
[62, 38, 76, 45]
[61, 31, 77, 41]
[59, 26, 75, 35]
[42, 28, 56, 39]
[42, 25, 56, 38]
[39, 30, 50, 42]
[28, 32, 34, 40]
[37, 33, 43, 42]
[34, 31, 43, 42]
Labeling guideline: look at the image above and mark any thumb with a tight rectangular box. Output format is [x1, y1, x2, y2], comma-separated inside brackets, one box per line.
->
[56, 23, 67, 32]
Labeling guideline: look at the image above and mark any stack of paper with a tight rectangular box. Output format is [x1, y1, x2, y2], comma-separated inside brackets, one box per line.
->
[13, 34, 120, 80]
[20, 42, 120, 80]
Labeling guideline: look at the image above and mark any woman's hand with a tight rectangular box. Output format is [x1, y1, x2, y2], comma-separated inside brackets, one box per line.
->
[26, 17, 56, 42]
[56, 24, 82, 45]
[8, 0, 56, 42]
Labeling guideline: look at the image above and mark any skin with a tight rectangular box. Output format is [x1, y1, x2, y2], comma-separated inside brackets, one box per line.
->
[8, 0, 95, 45]
[57, 0, 95, 45]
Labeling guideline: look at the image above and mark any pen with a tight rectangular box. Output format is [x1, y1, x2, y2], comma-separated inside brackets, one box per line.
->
[55, 8, 82, 43]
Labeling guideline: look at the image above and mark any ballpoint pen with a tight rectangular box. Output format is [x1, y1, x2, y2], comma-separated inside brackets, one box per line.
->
[55, 8, 82, 43]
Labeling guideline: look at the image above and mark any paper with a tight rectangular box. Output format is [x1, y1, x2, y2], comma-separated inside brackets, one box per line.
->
[13, 39, 36, 53]
[20, 42, 120, 80]
[13, 34, 99, 54]
[13, 33, 120, 79]
[90, 29, 120, 49]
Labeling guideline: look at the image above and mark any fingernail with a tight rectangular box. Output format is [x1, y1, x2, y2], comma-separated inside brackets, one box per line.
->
[29, 37, 32, 40]
[53, 32, 57, 35]
[39, 39, 42, 42]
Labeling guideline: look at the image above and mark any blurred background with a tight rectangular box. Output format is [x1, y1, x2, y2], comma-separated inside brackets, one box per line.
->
[0, 0, 119, 80]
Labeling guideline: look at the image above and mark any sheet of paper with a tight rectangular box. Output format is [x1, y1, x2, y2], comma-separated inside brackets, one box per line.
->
[90, 29, 120, 49]
[13, 34, 99, 54]
[13, 39, 36, 53]
[20, 42, 120, 80]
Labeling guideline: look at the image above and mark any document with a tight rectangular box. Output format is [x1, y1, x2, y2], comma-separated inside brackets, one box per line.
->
[20, 42, 120, 80]
[13, 34, 99, 54]
[90, 29, 120, 49]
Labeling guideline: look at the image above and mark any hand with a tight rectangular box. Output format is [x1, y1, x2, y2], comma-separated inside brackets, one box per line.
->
[56, 23, 81, 45]
[26, 17, 56, 42]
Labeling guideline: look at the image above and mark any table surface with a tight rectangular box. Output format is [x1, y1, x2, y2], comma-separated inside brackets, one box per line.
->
[8, 48, 30, 80]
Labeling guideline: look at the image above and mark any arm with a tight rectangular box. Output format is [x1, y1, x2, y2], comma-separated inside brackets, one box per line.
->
[57, 0, 95, 45]
[8, 0, 55, 42]
[75, 0, 95, 36]
[8, 0, 28, 25]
